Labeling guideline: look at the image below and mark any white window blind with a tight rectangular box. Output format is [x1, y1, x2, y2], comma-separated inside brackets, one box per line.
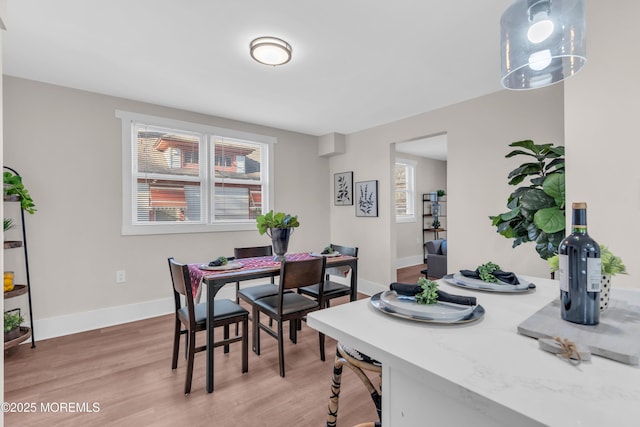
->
[117, 111, 275, 235]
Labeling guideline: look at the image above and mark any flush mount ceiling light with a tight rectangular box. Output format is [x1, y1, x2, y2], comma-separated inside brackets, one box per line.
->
[250, 36, 292, 66]
[500, 0, 586, 90]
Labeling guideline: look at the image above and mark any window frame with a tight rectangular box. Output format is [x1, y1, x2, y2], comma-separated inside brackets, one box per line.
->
[395, 159, 416, 223]
[116, 110, 275, 235]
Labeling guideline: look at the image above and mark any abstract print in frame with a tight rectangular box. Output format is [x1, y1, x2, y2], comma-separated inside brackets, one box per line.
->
[355, 180, 378, 217]
[334, 171, 353, 205]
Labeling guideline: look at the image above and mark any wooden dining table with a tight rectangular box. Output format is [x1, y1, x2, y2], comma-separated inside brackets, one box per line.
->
[188, 252, 358, 393]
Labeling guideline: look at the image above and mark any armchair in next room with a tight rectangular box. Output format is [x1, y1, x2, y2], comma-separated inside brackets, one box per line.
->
[425, 239, 447, 279]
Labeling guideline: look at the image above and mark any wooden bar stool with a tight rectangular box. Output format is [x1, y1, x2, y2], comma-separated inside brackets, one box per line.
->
[327, 343, 382, 427]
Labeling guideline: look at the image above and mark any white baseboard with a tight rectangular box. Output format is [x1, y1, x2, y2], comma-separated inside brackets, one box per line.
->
[396, 255, 424, 269]
[32, 286, 240, 342]
[29, 280, 389, 342]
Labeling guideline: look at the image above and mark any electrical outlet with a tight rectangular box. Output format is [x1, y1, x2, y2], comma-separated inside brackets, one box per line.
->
[116, 270, 126, 284]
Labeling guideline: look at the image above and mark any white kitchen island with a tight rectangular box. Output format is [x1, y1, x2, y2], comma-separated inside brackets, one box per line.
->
[307, 276, 640, 427]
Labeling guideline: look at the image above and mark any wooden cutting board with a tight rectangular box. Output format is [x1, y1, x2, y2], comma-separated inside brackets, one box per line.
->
[517, 288, 640, 365]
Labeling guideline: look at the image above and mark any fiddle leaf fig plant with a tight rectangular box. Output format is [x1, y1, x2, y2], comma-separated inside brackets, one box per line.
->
[489, 140, 565, 260]
[256, 210, 300, 236]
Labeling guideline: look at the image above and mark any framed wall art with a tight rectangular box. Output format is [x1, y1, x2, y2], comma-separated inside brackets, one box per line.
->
[355, 180, 378, 217]
[334, 171, 353, 205]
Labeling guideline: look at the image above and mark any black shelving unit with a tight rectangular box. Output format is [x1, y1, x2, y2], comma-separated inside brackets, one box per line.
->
[422, 193, 447, 263]
[4, 166, 36, 348]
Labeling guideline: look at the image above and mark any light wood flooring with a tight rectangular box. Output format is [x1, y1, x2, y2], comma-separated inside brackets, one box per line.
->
[4, 266, 425, 427]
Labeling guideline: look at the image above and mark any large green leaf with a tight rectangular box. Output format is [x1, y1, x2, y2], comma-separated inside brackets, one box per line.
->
[542, 173, 565, 207]
[533, 207, 565, 233]
[519, 189, 555, 217]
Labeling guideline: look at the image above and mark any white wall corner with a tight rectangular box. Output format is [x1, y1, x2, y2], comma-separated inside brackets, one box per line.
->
[318, 132, 346, 157]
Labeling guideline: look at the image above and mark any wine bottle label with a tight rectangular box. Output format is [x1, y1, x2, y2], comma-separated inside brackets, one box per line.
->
[558, 254, 569, 292]
[587, 257, 602, 292]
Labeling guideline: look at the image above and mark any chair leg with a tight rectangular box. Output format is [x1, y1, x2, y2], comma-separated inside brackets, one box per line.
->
[172, 319, 181, 370]
[223, 324, 230, 354]
[254, 308, 261, 355]
[327, 348, 344, 427]
[235, 282, 240, 336]
[184, 330, 196, 395]
[289, 319, 298, 344]
[278, 320, 286, 377]
[184, 331, 189, 360]
[241, 316, 249, 374]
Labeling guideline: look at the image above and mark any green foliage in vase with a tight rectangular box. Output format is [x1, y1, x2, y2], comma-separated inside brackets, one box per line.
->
[548, 245, 627, 276]
[415, 277, 439, 305]
[256, 210, 300, 235]
[437, 189, 446, 197]
[3, 171, 36, 214]
[489, 140, 565, 260]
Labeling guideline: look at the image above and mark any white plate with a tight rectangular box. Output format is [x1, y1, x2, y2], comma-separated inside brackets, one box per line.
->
[378, 290, 474, 321]
[199, 261, 243, 271]
[309, 252, 341, 257]
[448, 272, 533, 291]
[371, 293, 485, 324]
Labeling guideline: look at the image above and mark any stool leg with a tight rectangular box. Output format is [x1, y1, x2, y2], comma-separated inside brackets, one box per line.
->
[327, 348, 344, 427]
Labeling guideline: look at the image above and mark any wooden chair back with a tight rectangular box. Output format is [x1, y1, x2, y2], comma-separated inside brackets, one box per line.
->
[279, 257, 326, 293]
[330, 244, 358, 258]
[234, 245, 273, 258]
[168, 257, 196, 328]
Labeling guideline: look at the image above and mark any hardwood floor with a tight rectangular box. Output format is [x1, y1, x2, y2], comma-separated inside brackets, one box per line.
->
[4, 266, 426, 426]
[396, 263, 427, 283]
[4, 294, 377, 427]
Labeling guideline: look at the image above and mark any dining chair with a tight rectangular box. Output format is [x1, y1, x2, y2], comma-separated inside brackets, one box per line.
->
[233, 245, 275, 304]
[168, 257, 249, 394]
[253, 257, 327, 377]
[235, 245, 286, 348]
[327, 343, 382, 427]
[299, 244, 358, 308]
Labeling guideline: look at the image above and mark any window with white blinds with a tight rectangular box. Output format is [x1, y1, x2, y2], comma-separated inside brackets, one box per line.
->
[395, 159, 416, 222]
[117, 111, 274, 235]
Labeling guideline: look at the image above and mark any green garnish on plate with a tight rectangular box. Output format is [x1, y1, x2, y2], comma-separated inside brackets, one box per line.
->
[415, 277, 439, 305]
[477, 262, 501, 283]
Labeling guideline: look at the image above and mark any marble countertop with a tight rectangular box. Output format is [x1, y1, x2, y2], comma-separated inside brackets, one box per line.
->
[308, 276, 640, 427]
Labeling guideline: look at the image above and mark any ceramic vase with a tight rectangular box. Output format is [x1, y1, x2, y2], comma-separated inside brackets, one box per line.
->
[270, 228, 292, 261]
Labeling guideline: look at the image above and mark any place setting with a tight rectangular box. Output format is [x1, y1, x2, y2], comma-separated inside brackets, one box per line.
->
[443, 261, 535, 293]
[197, 256, 244, 271]
[370, 278, 485, 324]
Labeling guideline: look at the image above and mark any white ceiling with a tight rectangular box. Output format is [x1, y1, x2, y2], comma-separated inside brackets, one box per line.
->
[2, 0, 513, 137]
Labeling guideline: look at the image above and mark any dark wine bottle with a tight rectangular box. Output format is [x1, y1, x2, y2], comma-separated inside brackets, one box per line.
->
[558, 202, 601, 325]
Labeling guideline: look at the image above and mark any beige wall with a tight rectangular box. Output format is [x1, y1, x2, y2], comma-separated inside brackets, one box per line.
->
[330, 85, 564, 293]
[564, 1, 639, 288]
[3, 76, 329, 336]
[395, 153, 447, 266]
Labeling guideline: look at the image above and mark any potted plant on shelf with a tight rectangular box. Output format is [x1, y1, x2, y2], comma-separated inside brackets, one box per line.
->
[437, 189, 446, 201]
[4, 310, 24, 342]
[3, 171, 36, 214]
[489, 140, 565, 260]
[4, 218, 14, 231]
[548, 245, 627, 311]
[256, 210, 300, 261]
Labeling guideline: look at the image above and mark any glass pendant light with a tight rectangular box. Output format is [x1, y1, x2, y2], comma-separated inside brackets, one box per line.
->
[500, 0, 586, 90]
